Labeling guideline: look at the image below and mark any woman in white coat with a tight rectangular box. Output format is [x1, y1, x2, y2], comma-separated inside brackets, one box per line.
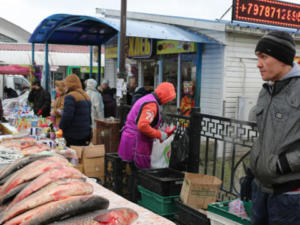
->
[85, 79, 104, 128]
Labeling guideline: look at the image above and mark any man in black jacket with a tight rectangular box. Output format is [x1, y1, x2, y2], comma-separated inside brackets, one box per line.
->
[28, 81, 51, 117]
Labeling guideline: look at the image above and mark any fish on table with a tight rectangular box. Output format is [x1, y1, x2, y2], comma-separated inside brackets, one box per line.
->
[0, 178, 94, 223]
[9, 165, 84, 207]
[3, 195, 109, 225]
[49, 208, 138, 225]
[0, 156, 69, 197]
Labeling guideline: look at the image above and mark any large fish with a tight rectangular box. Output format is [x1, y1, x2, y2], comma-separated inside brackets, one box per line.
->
[4, 195, 109, 225]
[0, 181, 30, 205]
[0, 156, 69, 197]
[1, 179, 93, 223]
[0, 152, 59, 183]
[49, 208, 138, 225]
[9, 166, 84, 207]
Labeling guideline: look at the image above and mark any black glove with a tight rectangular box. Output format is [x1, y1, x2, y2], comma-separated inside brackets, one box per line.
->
[240, 168, 254, 201]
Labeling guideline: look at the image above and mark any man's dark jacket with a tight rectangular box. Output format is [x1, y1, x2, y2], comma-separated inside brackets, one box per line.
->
[59, 75, 91, 140]
[28, 88, 51, 117]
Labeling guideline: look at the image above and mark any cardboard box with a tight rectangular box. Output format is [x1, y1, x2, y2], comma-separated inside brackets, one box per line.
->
[92, 128, 104, 145]
[82, 144, 105, 181]
[73, 163, 83, 173]
[70, 146, 84, 160]
[180, 172, 222, 209]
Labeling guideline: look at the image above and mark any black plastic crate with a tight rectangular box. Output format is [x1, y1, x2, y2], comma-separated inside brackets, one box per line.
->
[104, 153, 132, 196]
[174, 199, 211, 225]
[138, 168, 184, 196]
[104, 153, 123, 194]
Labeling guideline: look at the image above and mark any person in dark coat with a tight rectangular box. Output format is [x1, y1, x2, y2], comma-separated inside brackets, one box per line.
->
[59, 74, 92, 147]
[4, 86, 18, 99]
[131, 87, 147, 105]
[28, 81, 51, 117]
[98, 80, 117, 118]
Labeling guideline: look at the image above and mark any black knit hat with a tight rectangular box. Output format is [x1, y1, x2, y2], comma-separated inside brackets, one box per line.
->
[255, 31, 296, 66]
[33, 80, 41, 87]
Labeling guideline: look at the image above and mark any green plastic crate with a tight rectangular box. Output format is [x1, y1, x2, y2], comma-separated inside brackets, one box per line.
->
[138, 185, 179, 215]
[207, 200, 251, 225]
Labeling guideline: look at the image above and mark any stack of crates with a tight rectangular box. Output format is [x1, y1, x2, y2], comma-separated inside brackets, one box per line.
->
[207, 200, 251, 225]
[137, 168, 184, 220]
[174, 199, 211, 225]
[104, 153, 132, 199]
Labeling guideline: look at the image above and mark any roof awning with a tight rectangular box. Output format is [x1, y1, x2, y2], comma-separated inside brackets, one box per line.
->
[0, 65, 30, 76]
[104, 17, 216, 43]
[29, 14, 119, 45]
[29, 14, 217, 45]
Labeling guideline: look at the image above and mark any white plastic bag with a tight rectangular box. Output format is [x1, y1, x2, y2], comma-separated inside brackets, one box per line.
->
[150, 134, 174, 169]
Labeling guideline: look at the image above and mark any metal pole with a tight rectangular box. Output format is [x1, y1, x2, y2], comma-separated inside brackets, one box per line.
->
[177, 53, 181, 110]
[44, 43, 49, 91]
[119, 0, 127, 78]
[31, 43, 35, 65]
[97, 45, 101, 85]
[90, 46, 93, 78]
[195, 43, 202, 107]
[158, 55, 163, 84]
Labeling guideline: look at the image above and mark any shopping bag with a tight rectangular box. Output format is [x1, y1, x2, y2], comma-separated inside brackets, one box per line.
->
[150, 134, 174, 169]
[169, 127, 190, 171]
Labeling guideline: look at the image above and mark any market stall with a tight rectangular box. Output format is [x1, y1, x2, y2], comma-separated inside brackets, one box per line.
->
[0, 138, 175, 224]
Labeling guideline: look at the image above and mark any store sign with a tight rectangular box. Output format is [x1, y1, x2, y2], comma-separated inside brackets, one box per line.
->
[80, 66, 102, 73]
[156, 40, 196, 55]
[128, 37, 152, 58]
[105, 47, 118, 59]
[232, 0, 300, 29]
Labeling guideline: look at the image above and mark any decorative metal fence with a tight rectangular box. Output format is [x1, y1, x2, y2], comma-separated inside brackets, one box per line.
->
[189, 110, 258, 201]
[118, 105, 258, 201]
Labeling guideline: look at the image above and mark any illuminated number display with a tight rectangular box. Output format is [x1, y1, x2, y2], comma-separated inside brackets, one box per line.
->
[232, 0, 300, 29]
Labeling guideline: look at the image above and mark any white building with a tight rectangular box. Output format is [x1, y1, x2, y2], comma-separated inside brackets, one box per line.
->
[97, 9, 300, 119]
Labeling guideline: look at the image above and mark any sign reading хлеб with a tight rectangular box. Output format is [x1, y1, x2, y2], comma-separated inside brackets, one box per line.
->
[232, 0, 300, 29]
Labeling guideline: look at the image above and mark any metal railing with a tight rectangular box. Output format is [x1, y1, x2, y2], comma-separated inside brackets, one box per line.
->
[118, 105, 258, 201]
[190, 110, 258, 201]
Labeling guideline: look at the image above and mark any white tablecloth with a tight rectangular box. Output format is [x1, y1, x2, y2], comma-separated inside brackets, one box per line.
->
[89, 179, 176, 225]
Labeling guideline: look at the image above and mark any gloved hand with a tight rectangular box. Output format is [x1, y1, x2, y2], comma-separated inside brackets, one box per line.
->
[159, 131, 168, 143]
[240, 168, 254, 201]
[164, 126, 176, 137]
[37, 109, 43, 116]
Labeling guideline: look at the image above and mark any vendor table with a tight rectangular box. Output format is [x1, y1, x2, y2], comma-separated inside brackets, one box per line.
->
[89, 178, 176, 225]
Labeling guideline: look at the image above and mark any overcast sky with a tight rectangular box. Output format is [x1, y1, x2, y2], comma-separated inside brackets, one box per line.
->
[0, 0, 299, 33]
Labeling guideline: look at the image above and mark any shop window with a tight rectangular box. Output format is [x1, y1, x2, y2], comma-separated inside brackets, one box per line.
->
[180, 54, 196, 116]
[142, 60, 156, 92]
[162, 55, 178, 113]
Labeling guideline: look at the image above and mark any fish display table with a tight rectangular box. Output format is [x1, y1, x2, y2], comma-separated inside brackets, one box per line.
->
[90, 179, 176, 225]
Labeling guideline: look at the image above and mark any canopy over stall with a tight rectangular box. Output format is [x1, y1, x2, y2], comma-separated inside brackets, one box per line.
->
[29, 14, 119, 89]
[0, 65, 30, 76]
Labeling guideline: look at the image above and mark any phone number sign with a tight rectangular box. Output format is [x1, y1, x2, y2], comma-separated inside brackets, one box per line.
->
[232, 0, 300, 29]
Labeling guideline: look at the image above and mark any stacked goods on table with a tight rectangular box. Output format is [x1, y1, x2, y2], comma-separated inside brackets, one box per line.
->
[0, 137, 51, 156]
[0, 152, 138, 225]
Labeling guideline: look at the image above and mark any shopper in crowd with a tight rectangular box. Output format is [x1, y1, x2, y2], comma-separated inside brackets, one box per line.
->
[118, 82, 176, 169]
[28, 80, 51, 117]
[51, 80, 65, 127]
[98, 79, 117, 118]
[4, 86, 18, 99]
[131, 86, 147, 105]
[59, 74, 92, 147]
[85, 78, 104, 128]
[241, 31, 300, 225]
